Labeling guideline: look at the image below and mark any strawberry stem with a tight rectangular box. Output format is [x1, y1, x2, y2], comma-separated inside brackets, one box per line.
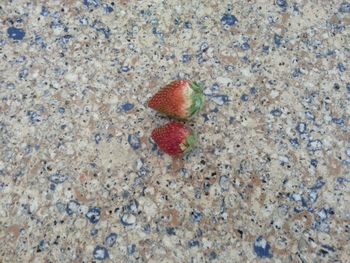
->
[191, 82, 204, 93]
[184, 134, 197, 153]
[189, 82, 204, 118]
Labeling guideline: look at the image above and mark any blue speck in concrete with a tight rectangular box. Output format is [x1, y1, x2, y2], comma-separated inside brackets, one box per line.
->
[211, 83, 220, 91]
[307, 140, 323, 152]
[48, 173, 67, 184]
[128, 134, 141, 150]
[211, 107, 219, 113]
[292, 68, 302, 78]
[339, 2, 350, 13]
[310, 179, 325, 190]
[274, 34, 283, 48]
[184, 21, 192, 29]
[312, 207, 334, 232]
[276, 0, 288, 10]
[35, 34, 47, 49]
[124, 199, 139, 214]
[296, 122, 307, 134]
[309, 191, 318, 203]
[211, 95, 230, 106]
[310, 159, 318, 167]
[91, 228, 98, 236]
[7, 27, 26, 40]
[94, 25, 111, 38]
[289, 138, 299, 148]
[240, 94, 249, 101]
[337, 177, 350, 184]
[195, 189, 201, 199]
[19, 68, 29, 79]
[41, 6, 50, 16]
[120, 213, 136, 226]
[37, 240, 47, 252]
[305, 111, 315, 121]
[250, 87, 257, 94]
[66, 200, 80, 215]
[105, 233, 118, 247]
[332, 117, 344, 126]
[180, 167, 188, 177]
[293, 3, 300, 14]
[262, 45, 270, 54]
[121, 66, 130, 72]
[209, 251, 217, 260]
[191, 210, 203, 223]
[201, 114, 209, 122]
[196, 228, 203, 237]
[127, 244, 136, 254]
[95, 133, 102, 144]
[225, 65, 235, 72]
[86, 207, 101, 224]
[121, 102, 134, 111]
[221, 14, 238, 26]
[143, 224, 151, 234]
[322, 244, 336, 252]
[150, 18, 159, 26]
[200, 42, 209, 53]
[137, 166, 149, 177]
[104, 5, 114, 13]
[24, 145, 32, 155]
[337, 63, 346, 72]
[268, 80, 277, 86]
[196, 54, 204, 64]
[254, 236, 273, 258]
[59, 35, 72, 46]
[25, 112, 39, 127]
[241, 42, 250, 50]
[346, 147, 350, 157]
[149, 138, 158, 151]
[271, 108, 282, 117]
[188, 239, 200, 248]
[166, 227, 176, 235]
[182, 54, 191, 63]
[174, 18, 181, 25]
[83, 0, 101, 8]
[79, 17, 89, 25]
[93, 245, 109, 260]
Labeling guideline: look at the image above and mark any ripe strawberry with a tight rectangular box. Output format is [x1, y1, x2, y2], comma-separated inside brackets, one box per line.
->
[151, 122, 196, 156]
[148, 80, 204, 119]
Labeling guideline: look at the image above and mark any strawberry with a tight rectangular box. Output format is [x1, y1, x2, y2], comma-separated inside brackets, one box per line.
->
[151, 122, 196, 156]
[148, 80, 204, 119]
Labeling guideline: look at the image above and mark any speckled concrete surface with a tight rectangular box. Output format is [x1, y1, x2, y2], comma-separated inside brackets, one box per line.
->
[0, 0, 349, 262]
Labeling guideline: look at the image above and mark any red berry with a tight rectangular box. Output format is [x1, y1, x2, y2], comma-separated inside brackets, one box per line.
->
[148, 80, 204, 119]
[151, 122, 196, 156]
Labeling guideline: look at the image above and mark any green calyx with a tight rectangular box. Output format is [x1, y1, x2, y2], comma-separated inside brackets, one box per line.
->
[180, 134, 197, 154]
[188, 82, 205, 118]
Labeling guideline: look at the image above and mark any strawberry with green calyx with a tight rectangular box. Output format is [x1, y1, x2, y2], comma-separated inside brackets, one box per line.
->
[148, 80, 204, 120]
[151, 122, 196, 156]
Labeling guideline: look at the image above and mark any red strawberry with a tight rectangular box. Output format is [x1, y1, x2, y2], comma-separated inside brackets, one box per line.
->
[151, 122, 196, 156]
[148, 80, 204, 119]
